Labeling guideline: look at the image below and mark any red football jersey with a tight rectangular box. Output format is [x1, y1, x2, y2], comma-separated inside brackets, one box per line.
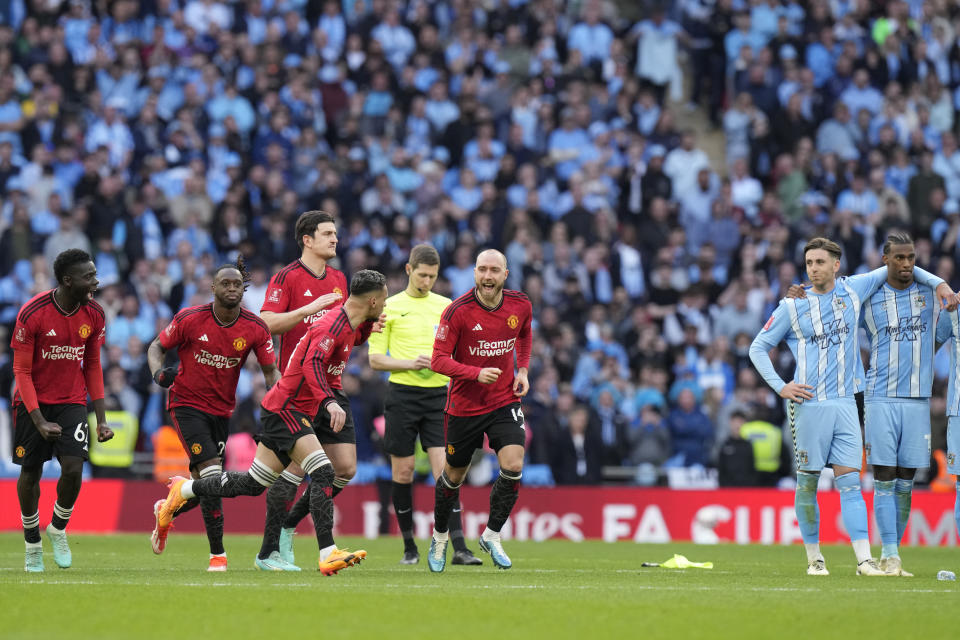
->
[159, 304, 275, 417]
[261, 307, 373, 417]
[431, 289, 532, 416]
[260, 260, 348, 373]
[10, 290, 106, 406]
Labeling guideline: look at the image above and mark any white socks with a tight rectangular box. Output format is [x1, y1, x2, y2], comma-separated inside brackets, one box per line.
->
[851, 539, 872, 564]
[804, 543, 823, 564]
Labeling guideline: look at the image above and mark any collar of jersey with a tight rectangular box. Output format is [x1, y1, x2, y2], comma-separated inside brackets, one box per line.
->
[473, 288, 504, 312]
[298, 259, 327, 280]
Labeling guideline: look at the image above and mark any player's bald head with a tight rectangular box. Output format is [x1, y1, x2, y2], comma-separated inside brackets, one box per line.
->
[475, 249, 507, 269]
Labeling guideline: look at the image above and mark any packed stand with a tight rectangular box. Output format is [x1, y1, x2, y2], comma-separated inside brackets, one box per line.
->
[0, 0, 954, 486]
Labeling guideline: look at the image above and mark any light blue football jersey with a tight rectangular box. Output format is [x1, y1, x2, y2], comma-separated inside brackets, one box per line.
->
[860, 282, 938, 398]
[936, 310, 960, 416]
[751, 267, 945, 402]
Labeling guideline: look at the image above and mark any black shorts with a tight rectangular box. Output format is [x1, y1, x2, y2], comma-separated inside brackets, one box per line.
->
[312, 388, 355, 445]
[259, 408, 317, 468]
[383, 382, 446, 457]
[445, 402, 526, 468]
[13, 403, 89, 467]
[170, 406, 229, 468]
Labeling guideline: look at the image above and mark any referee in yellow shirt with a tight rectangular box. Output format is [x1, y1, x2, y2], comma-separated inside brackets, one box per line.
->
[368, 245, 482, 566]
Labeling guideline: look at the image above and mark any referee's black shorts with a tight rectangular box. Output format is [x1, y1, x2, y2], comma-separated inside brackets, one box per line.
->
[383, 382, 447, 457]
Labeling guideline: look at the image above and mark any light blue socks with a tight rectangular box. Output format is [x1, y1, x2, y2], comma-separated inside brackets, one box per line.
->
[836, 471, 869, 543]
[894, 478, 913, 543]
[795, 471, 820, 543]
[873, 479, 898, 559]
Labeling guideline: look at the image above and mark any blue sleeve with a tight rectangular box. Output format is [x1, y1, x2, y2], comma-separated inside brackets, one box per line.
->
[937, 311, 955, 345]
[748, 301, 791, 395]
[912, 266, 946, 292]
[842, 267, 888, 300]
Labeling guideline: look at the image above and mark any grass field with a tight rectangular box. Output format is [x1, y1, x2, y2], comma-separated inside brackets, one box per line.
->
[1, 533, 956, 640]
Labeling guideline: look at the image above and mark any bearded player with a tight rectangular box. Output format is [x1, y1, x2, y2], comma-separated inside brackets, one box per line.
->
[427, 249, 532, 572]
[257, 210, 351, 569]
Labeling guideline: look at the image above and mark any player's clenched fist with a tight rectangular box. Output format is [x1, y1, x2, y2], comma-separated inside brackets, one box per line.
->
[477, 367, 502, 384]
[35, 419, 62, 441]
[327, 401, 346, 432]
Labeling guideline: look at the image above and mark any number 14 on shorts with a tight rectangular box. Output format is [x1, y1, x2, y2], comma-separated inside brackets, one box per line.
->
[511, 407, 524, 427]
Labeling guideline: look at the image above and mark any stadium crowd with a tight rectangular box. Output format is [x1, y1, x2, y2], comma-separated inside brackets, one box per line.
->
[1, 0, 959, 487]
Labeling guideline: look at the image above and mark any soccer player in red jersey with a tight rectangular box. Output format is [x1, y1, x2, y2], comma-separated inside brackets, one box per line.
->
[426, 249, 533, 572]
[154, 270, 388, 575]
[258, 211, 355, 565]
[11, 249, 114, 573]
[146, 257, 280, 571]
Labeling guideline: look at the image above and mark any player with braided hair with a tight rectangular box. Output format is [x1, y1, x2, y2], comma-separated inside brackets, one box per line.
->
[147, 257, 280, 571]
[153, 269, 388, 575]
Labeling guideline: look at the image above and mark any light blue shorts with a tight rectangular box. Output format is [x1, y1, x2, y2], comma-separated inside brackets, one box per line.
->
[789, 397, 863, 472]
[864, 398, 931, 469]
[948, 416, 960, 475]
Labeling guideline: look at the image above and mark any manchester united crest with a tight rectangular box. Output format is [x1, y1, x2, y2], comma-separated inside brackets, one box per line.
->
[507, 314, 519, 329]
[333, 287, 343, 298]
[301, 417, 311, 428]
[78, 324, 91, 338]
[447, 444, 455, 455]
[233, 336, 247, 351]
[15, 446, 25, 458]
[191, 443, 202, 455]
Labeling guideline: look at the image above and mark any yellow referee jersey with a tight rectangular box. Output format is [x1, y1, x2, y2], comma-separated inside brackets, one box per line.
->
[367, 290, 450, 388]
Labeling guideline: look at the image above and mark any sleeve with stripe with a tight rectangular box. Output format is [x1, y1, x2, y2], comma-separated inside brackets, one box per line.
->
[304, 335, 337, 408]
[749, 301, 791, 395]
[431, 306, 482, 381]
[515, 305, 532, 369]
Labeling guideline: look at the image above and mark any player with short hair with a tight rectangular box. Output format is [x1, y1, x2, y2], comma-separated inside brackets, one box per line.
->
[750, 237, 953, 576]
[792, 232, 941, 576]
[154, 269, 388, 575]
[146, 256, 280, 571]
[11, 249, 113, 572]
[427, 249, 532, 572]
[257, 210, 350, 569]
[367, 244, 481, 565]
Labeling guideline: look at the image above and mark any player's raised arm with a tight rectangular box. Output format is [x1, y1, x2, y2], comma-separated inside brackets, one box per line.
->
[843, 266, 891, 300]
[260, 291, 343, 335]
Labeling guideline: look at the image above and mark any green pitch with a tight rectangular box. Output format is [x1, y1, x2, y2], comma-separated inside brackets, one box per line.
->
[0, 533, 955, 640]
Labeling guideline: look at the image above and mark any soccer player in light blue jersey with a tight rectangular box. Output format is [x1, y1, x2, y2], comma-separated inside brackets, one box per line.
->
[750, 237, 954, 576]
[935, 305, 960, 550]
[787, 232, 945, 576]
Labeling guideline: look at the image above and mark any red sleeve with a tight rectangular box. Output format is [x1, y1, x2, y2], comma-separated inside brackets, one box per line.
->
[260, 273, 290, 313]
[253, 324, 276, 366]
[83, 347, 105, 402]
[158, 312, 185, 350]
[354, 320, 374, 346]
[12, 349, 40, 412]
[11, 309, 36, 353]
[515, 306, 532, 369]
[304, 336, 336, 407]
[431, 309, 482, 381]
